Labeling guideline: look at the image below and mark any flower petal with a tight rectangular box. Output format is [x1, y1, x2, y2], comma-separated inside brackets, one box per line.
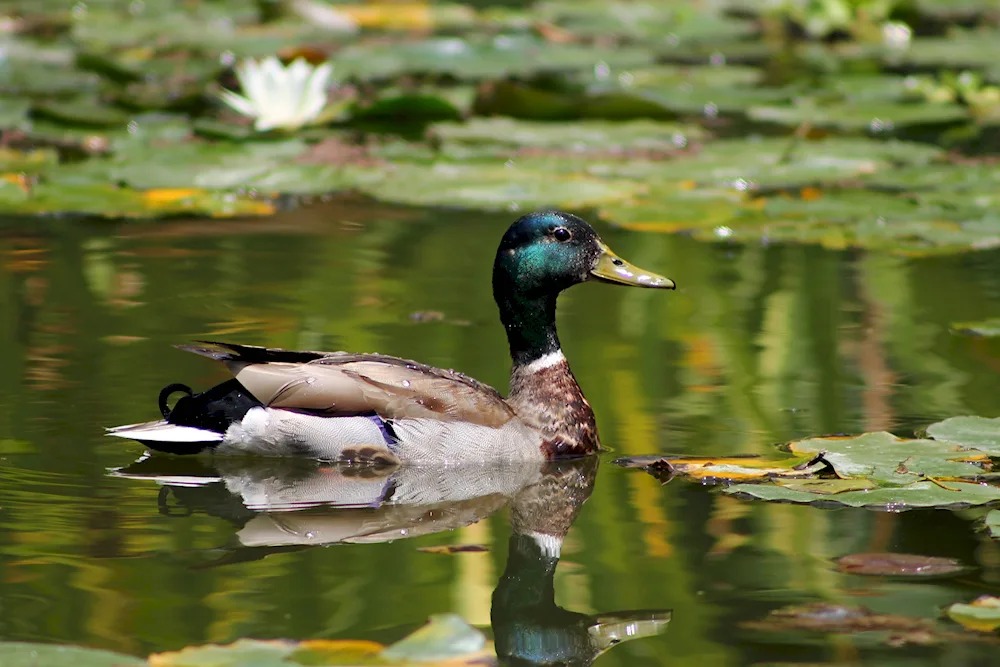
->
[218, 90, 258, 118]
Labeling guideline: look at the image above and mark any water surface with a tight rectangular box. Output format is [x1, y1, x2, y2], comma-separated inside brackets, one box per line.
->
[1, 200, 999, 665]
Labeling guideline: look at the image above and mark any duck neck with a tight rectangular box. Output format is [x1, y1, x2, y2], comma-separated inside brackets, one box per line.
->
[497, 292, 561, 367]
[496, 292, 599, 456]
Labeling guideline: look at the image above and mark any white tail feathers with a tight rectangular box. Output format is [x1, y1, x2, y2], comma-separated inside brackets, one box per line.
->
[105, 420, 224, 443]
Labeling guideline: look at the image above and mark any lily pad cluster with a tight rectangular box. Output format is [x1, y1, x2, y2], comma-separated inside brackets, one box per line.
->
[0, 614, 494, 666]
[2, 0, 1000, 253]
[616, 415, 1000, 509]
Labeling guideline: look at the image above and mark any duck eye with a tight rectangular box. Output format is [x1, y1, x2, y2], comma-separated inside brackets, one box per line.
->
[552, 227, 571, 242]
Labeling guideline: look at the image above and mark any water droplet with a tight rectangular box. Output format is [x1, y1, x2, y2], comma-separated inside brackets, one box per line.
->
[617, 72, 634, 87]
[493, 35, 514, 49]
[665, 33, 679, 47]
[401, 380, 411, 387]
[672, 133, 687, 148]
[508, 202, 520, 212]
[714, 225, 733, 239]
[400, 529, 408, 536]
[438, 38, 468, 55]
[219, 50, 235, 67]
[306, 376, 316, 384]
[876, 217, 886, 227]
[248, 188, 258, 198]
[504, 159, 515, 169]
[732, 178, 751, 192]
[126, 120, 139, 135]
[72, 2, 87, 19]
[704, 102, 718, 118]
[305, 531, 316, 539]
[709, 52, 725, 67]
[129, 0, 145, 15]
[594, 61, 610, 80]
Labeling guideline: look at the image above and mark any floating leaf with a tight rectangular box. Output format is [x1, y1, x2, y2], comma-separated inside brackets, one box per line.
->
[0, 642, 145, 667]
[333, 36, 653, 81]
[381, 614, 487, 662]
[925, 416, 1000, 456]
[748, 100, 968, 132]
[786, 431, 995, 485]
[951, 318, 1000, 337]
[836, 553, 971, 578]
[986, 510, 1000, 538]
[612, 453, 823, 483]
[946, 596, 1000, 633]
[725, 480, 1000, 510]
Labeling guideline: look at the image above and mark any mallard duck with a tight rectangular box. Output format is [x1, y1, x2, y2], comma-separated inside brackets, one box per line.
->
[107, 211, 674, 463]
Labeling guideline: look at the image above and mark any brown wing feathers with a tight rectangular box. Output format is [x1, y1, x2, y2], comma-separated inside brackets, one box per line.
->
[176, 341, 515, 427]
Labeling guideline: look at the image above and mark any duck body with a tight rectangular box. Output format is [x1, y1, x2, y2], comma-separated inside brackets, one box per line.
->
[107, 211, 674, 463]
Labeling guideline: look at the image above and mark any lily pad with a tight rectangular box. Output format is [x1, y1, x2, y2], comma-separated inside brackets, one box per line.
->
[951, 318, 1000, 337]
[360, 162, 640, 210]
[333, 36, 653, 81]
[432, 118, 703, 156]
[748, 100, 968, 132]
[0, 642, 145, 667]
[946, 596, 1000, 633]
[725, 480, 1000, 510]
[925, 416, 1000, 455]
[786, 431, 995, 485]
[836, 553, 971, 578]
[986, 510, 1000, 538]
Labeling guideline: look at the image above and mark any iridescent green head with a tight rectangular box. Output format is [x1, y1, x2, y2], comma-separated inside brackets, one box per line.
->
[493, 211, 674, 364]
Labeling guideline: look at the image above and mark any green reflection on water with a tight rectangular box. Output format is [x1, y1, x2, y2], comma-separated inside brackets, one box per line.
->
[0, 200, 999, 665]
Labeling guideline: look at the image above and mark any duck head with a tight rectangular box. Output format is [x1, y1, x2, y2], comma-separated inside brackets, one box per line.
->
[492, 211, 675, 365]
[493, 211, 675, 298]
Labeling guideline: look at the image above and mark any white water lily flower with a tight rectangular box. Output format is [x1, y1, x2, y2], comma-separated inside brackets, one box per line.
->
[219, 56, 334, 132]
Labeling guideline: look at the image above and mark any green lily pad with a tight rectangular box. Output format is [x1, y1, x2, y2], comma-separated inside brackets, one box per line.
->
[0, 642, 144, 667]
[360, 162, 640, 210]
[896, 33, 1000, 70]
[333, 36, 653, 81]
[787, 431, 994, 485]
[381, 614, 485, 661]
[725, 480, 1000, 509]
[951, 318, 1000, 337]
[946, 596, 1000, 633]
[986, 510, 1000, 538]
[925, 416, 1000, 455]
[433, 118, 702, 156]
[0, 99, 31, 130]
[748, 100, 968, 132]
[534, 1, 757, 44]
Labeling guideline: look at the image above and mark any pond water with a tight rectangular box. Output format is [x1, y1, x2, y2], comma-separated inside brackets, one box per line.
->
[1, 200, 999, 665]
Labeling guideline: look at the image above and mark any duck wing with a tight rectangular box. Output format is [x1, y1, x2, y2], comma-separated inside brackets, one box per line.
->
[177, 341, 515, 428]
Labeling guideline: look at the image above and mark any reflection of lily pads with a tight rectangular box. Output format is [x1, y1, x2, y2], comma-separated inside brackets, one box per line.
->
[946, 596, 1000, 633]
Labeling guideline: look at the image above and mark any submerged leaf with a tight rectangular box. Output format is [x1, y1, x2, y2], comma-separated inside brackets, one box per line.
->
[836, 553, 971, 578]
[417, 544, 489, 554]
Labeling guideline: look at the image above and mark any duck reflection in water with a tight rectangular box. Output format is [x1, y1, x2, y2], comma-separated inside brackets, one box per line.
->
[114, 455, 670, 666]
